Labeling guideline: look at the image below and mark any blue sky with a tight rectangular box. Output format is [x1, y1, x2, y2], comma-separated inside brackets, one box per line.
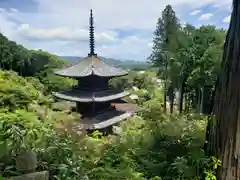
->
[0, 0, 232, 61]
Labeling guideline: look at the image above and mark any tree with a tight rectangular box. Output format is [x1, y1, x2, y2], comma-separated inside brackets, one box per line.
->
[176, 26, 225, 114]
[208, 0, 240, 179]
[175, 24, 196, 114]
[149, 5, 182, 113]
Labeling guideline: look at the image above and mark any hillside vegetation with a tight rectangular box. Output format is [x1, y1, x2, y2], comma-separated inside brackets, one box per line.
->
[0, 69, 210, 180]
[0, 3, 235, 180]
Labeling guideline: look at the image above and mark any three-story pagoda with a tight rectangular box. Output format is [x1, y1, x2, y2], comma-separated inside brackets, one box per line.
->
[53, 10, 136, 133]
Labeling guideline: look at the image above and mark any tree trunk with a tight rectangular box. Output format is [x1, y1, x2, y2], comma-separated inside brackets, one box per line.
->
[185, 92, 192, 113]
[163, 55, 168, 113]
[170, 93, 174, 114]
[179, 78, 186, 114]
[200, 87, 204, 114]
[201, 85, 213, 114]
[208, 1, 240, 179]
[204, 79, 218, 155]
[164, 82, 167, 113]
[196, 88, 201, 113]
[168, 84, 174, 114]
[184, 93, 188, 113]
[192, 88, 198, 111]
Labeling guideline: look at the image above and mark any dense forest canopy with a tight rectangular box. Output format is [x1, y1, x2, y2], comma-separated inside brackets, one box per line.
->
[0, 2, 237, 180]
[148, 5, 226, 114]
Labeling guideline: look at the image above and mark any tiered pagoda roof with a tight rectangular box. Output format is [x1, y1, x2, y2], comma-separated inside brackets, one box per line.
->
[55, 55, 128, 77]
[53, 9, 136, 132]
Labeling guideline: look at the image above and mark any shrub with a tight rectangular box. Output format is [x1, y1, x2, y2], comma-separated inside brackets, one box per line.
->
[0, 71, 40, 110]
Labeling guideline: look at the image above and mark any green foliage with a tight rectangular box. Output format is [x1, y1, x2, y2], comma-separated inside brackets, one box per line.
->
[37, 72, 76, 93]
[0, 68, 218, 180]
[110, 71, 156, 91]
[0, 109, 210, 179]
[0, 71, 40, 110]
[148, 4, 226, 114]
[149, 4, 182, 75]
[203, 156, 221, 180]
[0, 33, 75, 93]
[0, 110, 47, 176]
[29, 50, 77, 93]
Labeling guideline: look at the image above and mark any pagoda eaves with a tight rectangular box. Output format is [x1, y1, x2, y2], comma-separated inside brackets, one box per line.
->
[53, 89, 129, 102]
[80, 111, 133, 130]
[55, 55, 128, 78]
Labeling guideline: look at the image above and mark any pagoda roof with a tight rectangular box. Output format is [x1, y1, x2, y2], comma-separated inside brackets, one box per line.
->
[76, 109, 134, 130]
[55, 55, 128, 78]
[53, 89, 129, 102]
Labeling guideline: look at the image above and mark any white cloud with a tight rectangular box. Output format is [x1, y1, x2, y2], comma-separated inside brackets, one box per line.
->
[0, 8, 5, 13]
[190, 10, 201, 15]
[0, 9, 20, 40]
[0, 0, 232, 60]
[97, 36, 153, 60]
[10, 8, 19, 13]
[17, 24, 117, 42]
[222, 15, 231, 23]
[31, 0, 231, 30]
[147, 42, 153, 48]
[199, 13, 213, 20]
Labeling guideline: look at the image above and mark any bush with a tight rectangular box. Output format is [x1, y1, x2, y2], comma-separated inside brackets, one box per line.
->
[0, 71, 40, 110]
[120, 101, 207, 179]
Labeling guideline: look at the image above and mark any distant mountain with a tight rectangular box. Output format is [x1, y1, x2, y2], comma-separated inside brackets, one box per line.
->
[59, 56, 151, 70]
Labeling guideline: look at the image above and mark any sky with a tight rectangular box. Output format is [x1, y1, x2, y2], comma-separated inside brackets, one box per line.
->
[0, 0, 232, 61]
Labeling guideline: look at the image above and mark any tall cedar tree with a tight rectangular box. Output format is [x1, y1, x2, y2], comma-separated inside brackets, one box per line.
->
[208, 0, 240, 179]
[149, 5, 181, 113]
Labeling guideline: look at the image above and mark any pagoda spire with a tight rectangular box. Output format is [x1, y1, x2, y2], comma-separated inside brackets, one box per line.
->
[89, 9, 96, 56]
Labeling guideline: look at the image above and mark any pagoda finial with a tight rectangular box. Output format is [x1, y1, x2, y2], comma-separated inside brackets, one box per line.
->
[89, 9, 96, 56]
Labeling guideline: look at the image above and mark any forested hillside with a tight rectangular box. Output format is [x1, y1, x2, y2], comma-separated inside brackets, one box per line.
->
[0, 2, 238, 180]
[0, 33, 75, 93]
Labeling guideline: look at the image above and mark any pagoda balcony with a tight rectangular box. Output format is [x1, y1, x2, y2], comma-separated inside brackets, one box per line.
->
[53, 89, 129, 102]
